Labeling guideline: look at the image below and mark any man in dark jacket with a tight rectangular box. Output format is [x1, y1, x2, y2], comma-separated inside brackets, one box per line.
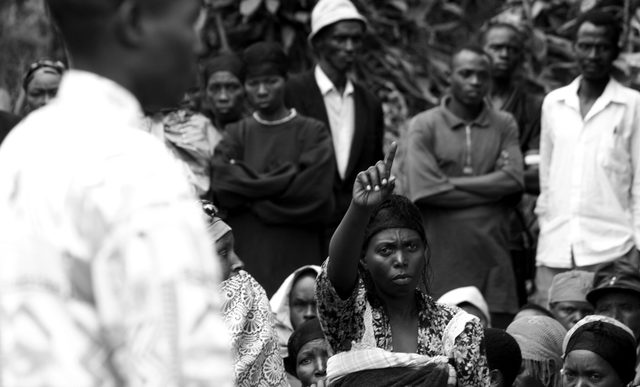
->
[284, 0, 384, 249]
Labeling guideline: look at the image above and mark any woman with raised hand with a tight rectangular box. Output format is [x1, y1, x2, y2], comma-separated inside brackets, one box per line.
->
[315, 143, 490, 386]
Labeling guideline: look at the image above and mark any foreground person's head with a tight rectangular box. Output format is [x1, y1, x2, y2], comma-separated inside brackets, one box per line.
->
[548, 270, 594, 330]
[484, 328, 522, 387]
[507, 316, 567, 387]
[438, 286, 491, 327]
[361, 194, 429, 298]
[22, 59, 65, 115]
[287, 318, 332, 387]
[46, 0, 205, 109]
[562, 315, 637, 387]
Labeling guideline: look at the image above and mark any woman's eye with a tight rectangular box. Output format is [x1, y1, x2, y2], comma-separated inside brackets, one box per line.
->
[589, 373, 602, 382]
[406, 243, 418, 252]
[299, 358, 312, 366]
[217, 249, 228, 258]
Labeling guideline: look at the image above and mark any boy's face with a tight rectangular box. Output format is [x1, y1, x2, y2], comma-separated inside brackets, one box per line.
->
[449, 49, 491, 107]
[245, 74, 286, 115]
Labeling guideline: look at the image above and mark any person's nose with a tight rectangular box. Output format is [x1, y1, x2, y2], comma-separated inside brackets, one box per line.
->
[304, 304, 317, 319]
[392, 250, 408, 268]
[469, 74, 481, 86]
[344, 38, 355, 52]
[314, 357, 327, 377]
[229, 251, 244, 274]
[217, 88, 230, 102]
[257, 83, 268, 95]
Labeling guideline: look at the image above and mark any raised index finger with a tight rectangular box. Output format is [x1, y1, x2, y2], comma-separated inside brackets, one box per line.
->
[384, 142, 398, 176]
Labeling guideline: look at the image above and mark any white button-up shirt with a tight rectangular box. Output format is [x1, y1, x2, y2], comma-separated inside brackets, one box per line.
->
[536, 77, 640, 268]
[314, 65, 355, 179]
[0, 71, 232, 386]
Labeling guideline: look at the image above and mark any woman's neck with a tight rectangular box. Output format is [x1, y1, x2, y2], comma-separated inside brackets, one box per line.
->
[379, 291, 418, 318]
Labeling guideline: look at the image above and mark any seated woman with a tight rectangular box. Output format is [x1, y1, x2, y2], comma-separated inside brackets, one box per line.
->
[202, 201, 288, 387]
[562, 315, 637, 387]
[212, 42, 334, 296]
[507, 316, 566, 387]
[286, 318, 332, 387]
[315, 144, 489, 386]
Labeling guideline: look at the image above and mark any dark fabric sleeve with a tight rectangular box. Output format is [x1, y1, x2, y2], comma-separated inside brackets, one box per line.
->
[211, 122, 297, 209]
[498, 114, 525, 188]
[520, 94, 543, 154]
[406, 115, 455, 202]
[315, 259, 366, 354]
[253, 120, 336, 225]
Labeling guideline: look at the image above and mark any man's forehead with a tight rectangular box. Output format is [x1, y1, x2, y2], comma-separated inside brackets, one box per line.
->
[328, 20, 365, 35]
[576, 22, 613, 40]
[452, 50, 491, 70]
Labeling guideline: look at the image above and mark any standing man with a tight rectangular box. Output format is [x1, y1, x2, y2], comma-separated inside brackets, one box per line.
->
[285, 0, 384, 249]
[0, 0, 232, 385]
[534, 10, 640, 307]
[407, 46, 524, 327]
[482, 22, 544, 306]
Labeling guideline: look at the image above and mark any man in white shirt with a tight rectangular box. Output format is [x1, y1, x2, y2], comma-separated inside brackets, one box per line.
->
[0, 0, 233, 386]
[533, 10, 640, 307]
[285, 0, 384, 253]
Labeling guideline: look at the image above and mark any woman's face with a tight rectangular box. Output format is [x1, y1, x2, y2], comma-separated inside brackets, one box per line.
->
[206, 71, 245, 123]
[289, 274, 317, 329]
[364, 228, 426, 298]
[562, 349, 623, 387]
[296, 338, 332, 387]
[215, 232, 244, 281]
[25, 69, 62, 114]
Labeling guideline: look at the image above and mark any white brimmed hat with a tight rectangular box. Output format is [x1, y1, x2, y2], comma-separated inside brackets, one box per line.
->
[309, 0, 367, 42]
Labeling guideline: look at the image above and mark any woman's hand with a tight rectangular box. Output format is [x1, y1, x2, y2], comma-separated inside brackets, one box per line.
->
[352, 142, 397, 208]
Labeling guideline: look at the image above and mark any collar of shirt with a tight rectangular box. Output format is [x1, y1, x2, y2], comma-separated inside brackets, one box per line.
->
[56, 69, 144, 129]
[439, 95, 492, 130]
[314, 65, 354, 97]
[556, 76, 627, 117]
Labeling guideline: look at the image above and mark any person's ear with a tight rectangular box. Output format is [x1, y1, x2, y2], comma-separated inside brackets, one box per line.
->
[113, 0, 144, 48]
[489, 369, 504, 387]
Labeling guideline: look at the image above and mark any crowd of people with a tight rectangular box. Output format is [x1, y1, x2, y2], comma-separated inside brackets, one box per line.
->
[0, 0, 639, 386]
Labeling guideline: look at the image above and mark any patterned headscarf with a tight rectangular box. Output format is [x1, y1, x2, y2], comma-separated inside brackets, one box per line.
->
[507, 316, 566, 387]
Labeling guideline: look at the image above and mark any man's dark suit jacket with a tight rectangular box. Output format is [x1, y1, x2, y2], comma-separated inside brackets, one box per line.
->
[0, 111, 20, 145]
[285, 70, 384, 240]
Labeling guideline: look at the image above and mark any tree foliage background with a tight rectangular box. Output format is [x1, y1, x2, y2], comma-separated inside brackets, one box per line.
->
[2, 0, 640, 141]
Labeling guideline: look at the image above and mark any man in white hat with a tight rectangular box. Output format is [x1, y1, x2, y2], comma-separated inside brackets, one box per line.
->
[285, 0, 384, 255]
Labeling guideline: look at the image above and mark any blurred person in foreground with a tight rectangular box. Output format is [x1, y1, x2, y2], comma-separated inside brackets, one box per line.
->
[482, 21, 543, 307]
[202, 52, 248, 131]
[0, 0, 233, 385]
[533, 10, 640, 307]
[317, 144, 489, 385]
[202, 201, 288, 387]
[212, 42, 335, 296]
[407, 45, 524, 327]
[561, 315, 637, 387]
[507, 315, 566, 387]
[547, 270, 594, 330]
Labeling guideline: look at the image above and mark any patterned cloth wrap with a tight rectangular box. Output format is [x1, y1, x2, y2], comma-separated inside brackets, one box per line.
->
[325, 306, 475, 386]
[327, 347, 456, 387]
[220, 270, 288, 387]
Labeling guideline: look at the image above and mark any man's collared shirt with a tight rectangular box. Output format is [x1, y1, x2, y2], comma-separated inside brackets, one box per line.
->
[314, 65, 355, 179]
[536, 77, 640, 268]
[0, 70, 232, 386]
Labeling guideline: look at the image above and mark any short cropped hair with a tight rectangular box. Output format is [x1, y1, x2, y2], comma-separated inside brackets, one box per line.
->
[483, 328, 522, 387]
[480, 22, 524, 47]
[575, 9, 621, 51]
[450, 44, 493, 68]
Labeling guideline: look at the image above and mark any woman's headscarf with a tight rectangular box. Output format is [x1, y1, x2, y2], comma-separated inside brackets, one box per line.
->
[506, 316, 567, 387]
[270, 265, 322, 358]
[437, 286, 491, 327]
[562, 315, 637, 385]
[22, 59, 66, 91]
[285, 318, 326, 376]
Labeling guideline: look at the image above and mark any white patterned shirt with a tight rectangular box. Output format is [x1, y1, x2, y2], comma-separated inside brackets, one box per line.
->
[0, 70, 232, 387]
[536, 77, 640, 268]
